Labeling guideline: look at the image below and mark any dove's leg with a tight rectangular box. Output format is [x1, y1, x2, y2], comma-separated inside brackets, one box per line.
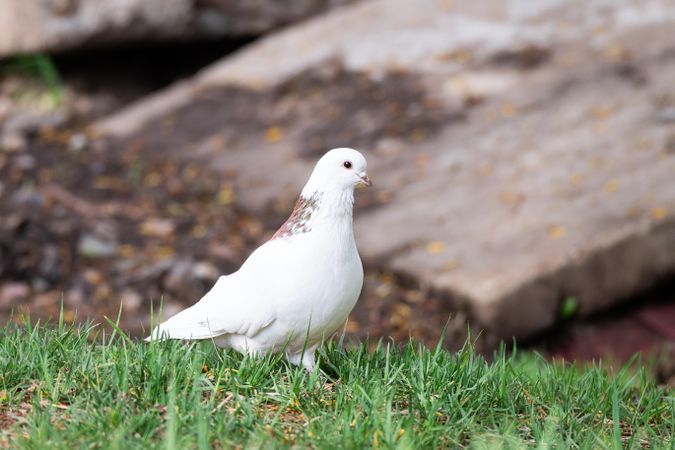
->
[287, 344, 319, 372]
[301, 347, 317, 372]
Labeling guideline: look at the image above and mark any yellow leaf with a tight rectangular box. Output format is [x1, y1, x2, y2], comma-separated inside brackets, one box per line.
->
[499, 191, 516, 204]
[604, 44, 630, 62]
[393, 303, 412, 319]
[191, 224, 207, 238]
[650, 207, 667, 221]
[426, 241, 446, 254]
[591, 106, 612, 120]
[590, 156, 604, 168]
[217, 184, 234, 205]
[155, 246, 175, 258]
[139, 219, 175, 238]
[264, 126, 284, 143]
[118, 244, 135, 257]
[548, 225, 566, 239]
[501, 103, 516, 118]
[345, 320, 360, 333]
[603, 180, 619, 194]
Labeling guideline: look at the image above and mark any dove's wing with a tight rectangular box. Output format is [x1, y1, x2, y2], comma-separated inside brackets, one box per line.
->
[145, 275, 274, 340]
[146, 240, 285, 341]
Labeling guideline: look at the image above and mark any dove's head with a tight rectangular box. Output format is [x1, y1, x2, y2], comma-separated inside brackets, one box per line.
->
[302, 148, 371, 196]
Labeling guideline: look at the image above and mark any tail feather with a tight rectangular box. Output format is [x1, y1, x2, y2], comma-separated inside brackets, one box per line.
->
[144, 325, 218, 342]
[145, 307, 222, 342]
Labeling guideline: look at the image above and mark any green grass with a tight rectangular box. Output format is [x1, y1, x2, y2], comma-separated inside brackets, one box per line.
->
[0, 320, 672, 449]
[1, 53, 63, 107]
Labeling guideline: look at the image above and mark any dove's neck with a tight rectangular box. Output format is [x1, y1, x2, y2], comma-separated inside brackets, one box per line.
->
[301, 187, 354, 221]
[272, 187, 354, 241]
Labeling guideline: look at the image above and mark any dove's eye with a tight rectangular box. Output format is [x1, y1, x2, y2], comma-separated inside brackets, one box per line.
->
[343, 161, 352, 169]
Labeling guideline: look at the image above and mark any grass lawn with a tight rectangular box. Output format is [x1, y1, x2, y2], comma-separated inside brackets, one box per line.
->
[0, 320, 673, 449]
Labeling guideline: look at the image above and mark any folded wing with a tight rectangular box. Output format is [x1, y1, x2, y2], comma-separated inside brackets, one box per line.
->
[145, 273, 275, 341]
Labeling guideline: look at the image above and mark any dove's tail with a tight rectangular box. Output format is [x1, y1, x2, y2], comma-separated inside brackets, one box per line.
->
[145, 275, 237, 342]
[144, 305, 223, 342]
[145, 322, 221, 342]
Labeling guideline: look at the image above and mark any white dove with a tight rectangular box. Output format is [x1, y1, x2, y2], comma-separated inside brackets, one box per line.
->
[146, 147, 371, 371]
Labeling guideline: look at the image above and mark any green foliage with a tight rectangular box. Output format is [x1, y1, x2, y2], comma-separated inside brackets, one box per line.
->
[0, 320, 672, 448]
[1, 53, 63, 107]
[560, 296, 579, 319]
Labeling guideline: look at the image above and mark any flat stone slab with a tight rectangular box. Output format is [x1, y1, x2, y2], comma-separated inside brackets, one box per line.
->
[96, 0, 675, 340]
[0, 0, 352, 57]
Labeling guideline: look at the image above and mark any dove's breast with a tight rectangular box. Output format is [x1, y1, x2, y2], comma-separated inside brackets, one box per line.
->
[237, 221, 363, 351]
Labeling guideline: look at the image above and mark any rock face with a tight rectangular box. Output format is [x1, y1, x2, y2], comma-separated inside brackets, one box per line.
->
[96, 0, 675, 341]
[0, 0, 353, 57]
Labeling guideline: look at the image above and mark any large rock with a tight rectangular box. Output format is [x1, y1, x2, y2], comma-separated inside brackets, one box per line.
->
[0, 0, 353, 57]
[96, 0, 675, 340]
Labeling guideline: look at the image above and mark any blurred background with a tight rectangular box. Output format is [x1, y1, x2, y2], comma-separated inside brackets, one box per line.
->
[0, 0, 673, 382]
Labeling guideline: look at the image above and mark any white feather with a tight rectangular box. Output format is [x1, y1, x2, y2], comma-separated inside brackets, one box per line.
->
[146, 148, 370, 371]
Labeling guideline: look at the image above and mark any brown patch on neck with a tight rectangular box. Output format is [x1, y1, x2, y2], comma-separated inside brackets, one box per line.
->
[272, 195, 319, 240]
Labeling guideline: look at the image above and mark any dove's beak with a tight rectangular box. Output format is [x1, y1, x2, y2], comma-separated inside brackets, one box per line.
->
[359, 173, 372, 187]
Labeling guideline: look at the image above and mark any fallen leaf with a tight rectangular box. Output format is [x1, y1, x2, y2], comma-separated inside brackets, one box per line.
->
[415, 153, 430, 168]
[650, 207, 667, 221]
[501, 103, 517, 118]
[154, 246, 175, 259]
[117, 244, 135, 257]
[191, 224, 208, 238]
[426, 241, 446, 254]
[548, 225, 566, 239]
[264, 126, 284, 143]
[589, 156, 604, 169]
[499, 191, 516, 204]
[603, 180, 619, 194]
[604, 44, 631, 62]
[345, 320, 360, 333]
[139, 219, 175, 238]
[591, 106, 612, 120]
[217, 184, 234, 205]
